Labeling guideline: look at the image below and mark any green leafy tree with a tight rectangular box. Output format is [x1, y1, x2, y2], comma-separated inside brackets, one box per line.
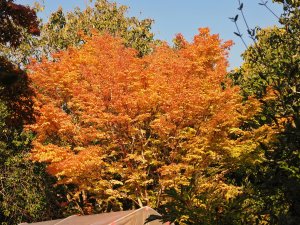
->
[40, 0, 156, 57]
[146, 175, 247, 225]
[229, 0, 300, 224]
[1, 0, 157, 67]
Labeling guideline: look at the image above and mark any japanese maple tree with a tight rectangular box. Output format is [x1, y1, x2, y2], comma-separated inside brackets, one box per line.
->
[28, 28, 260, 214]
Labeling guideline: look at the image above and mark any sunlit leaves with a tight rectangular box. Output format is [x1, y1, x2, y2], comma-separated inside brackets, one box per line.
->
[28, 28, 256, 212]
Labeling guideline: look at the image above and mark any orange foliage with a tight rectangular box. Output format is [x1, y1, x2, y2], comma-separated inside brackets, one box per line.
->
[28, 28, 258, 210]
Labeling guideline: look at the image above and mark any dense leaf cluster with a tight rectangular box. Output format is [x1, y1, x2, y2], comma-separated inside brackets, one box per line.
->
[28, 28, 253, 215]
[0, 0, 39, 48]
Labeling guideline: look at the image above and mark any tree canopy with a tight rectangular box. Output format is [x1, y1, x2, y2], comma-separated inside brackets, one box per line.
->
[40, 0, 155, 56]
[27, 28, 260, 215]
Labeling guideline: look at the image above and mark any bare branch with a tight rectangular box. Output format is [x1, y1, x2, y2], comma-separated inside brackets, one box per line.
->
[259, 0, 280, 19]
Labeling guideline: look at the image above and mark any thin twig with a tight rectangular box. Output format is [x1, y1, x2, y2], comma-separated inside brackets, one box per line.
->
[234, 21, 248, 48]
[238, 0, 256, 43]
[238, 0, 250, 31]
[260, 0, 280, 19]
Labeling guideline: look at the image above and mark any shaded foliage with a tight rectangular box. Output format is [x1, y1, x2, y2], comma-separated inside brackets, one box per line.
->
[0, 57, 35, 127]
[228, 0, 300, 224]
[0, 0, 39, 48]
[0, 1, 63, 224]
[146, 175, 248, 225]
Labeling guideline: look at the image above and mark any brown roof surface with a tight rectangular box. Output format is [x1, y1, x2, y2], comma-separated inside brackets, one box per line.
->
[19, 207, 167, 225]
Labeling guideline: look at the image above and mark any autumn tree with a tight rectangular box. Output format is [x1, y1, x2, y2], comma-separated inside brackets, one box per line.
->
[28, 28, 260, 218]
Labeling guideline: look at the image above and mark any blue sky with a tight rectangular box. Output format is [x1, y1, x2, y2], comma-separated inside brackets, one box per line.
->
[17, 0, 283, 69]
